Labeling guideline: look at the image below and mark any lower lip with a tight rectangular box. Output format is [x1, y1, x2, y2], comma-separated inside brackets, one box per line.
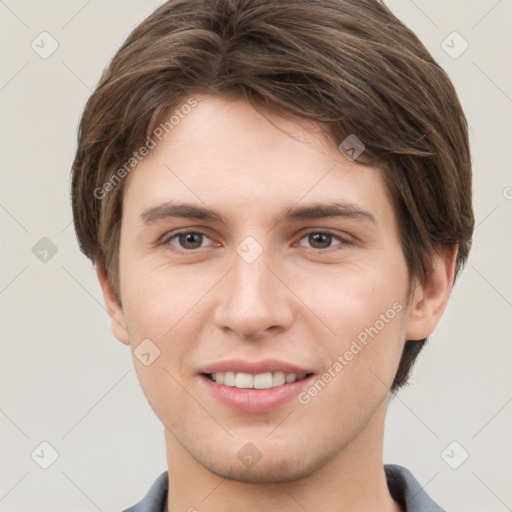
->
[199, 374, 314, 413]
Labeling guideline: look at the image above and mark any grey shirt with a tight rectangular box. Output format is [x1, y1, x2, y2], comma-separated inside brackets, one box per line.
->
[122, 464, 445, 512]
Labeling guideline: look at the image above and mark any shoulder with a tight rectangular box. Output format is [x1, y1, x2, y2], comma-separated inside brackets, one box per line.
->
[121, 470, 169, 512]
[385, 464, 446, 512]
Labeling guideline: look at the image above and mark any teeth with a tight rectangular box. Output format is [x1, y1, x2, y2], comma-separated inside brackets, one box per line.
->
[235, 372, 254, 388]
[272, 371, 286, 387]
[210, 371, 308, 389]
[224, 371, 235, 386]
[254, 373, 273, 389]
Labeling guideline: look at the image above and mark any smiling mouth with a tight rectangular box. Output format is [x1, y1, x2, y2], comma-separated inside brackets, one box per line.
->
[203, 371, 314, 389]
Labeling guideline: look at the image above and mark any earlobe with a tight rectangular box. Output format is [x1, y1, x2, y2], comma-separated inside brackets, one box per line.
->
[405, 245, 458, 341]
[96, 263, 130, 345]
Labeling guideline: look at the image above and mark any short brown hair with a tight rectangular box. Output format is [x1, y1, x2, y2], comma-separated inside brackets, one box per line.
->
[71, 0, 474, 391]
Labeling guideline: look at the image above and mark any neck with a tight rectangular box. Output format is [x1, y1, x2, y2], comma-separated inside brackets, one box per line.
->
[163, 400, 401, 512]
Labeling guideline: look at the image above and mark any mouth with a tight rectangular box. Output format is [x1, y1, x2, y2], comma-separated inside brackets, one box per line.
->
[203, 371, 313, 389]
[198, 360, 315, 413]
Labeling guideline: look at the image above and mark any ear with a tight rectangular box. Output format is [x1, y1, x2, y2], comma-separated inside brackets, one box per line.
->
[96, 262, 130, 345]
[405, 245, 458, 341]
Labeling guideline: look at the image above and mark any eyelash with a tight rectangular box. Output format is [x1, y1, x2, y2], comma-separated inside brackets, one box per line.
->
[160, 229, 351, 253]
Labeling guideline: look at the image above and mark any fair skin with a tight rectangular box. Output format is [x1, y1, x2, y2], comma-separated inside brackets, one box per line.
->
[97, 95, 456, 511]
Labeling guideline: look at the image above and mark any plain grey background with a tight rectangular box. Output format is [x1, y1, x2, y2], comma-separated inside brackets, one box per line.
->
[0, 1, 511, 511]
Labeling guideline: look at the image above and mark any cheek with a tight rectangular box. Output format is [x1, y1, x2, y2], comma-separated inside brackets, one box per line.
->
[296, 302, 407, 429]
[120, 256, 211, 335]
[297, 260, 407, 339]
[295, 261, 409, 389]
[120, 261, 220, 402]
[124, 270, 202, 422]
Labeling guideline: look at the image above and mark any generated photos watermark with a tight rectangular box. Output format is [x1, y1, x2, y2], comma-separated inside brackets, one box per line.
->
[93, 97, 198, 199]
[298, 301, 403, 405]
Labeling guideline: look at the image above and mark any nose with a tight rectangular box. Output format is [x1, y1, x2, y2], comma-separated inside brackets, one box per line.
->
[213, 246, 295, 341]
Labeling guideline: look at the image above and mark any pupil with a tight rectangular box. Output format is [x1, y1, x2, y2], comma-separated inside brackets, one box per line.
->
[310, 233, 330, 249]
[180, 232, 202, 249]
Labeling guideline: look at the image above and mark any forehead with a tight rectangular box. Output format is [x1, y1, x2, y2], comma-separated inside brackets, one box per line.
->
[122, 95, 395, 228]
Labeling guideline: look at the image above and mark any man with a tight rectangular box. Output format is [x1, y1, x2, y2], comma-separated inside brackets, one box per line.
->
[70, 0, 474, 510]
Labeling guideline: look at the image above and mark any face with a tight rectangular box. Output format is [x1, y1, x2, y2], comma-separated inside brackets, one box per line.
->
[102, 95, 432, 483]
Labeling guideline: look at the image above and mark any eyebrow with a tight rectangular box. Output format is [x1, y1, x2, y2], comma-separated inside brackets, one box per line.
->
[139, 200, 376, 226]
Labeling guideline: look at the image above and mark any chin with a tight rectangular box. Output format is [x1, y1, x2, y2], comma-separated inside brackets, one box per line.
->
[206, 458, 315, 484]
[189, 440, 334, 485]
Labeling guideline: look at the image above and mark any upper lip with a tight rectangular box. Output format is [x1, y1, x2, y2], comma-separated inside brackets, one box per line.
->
[199, 358, 314, 375]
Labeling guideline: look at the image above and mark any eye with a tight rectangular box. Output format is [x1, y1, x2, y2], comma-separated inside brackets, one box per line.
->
[297, 230, 347, 250]
[161, 229, 350, 253]
[163, 230, 214, 251]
